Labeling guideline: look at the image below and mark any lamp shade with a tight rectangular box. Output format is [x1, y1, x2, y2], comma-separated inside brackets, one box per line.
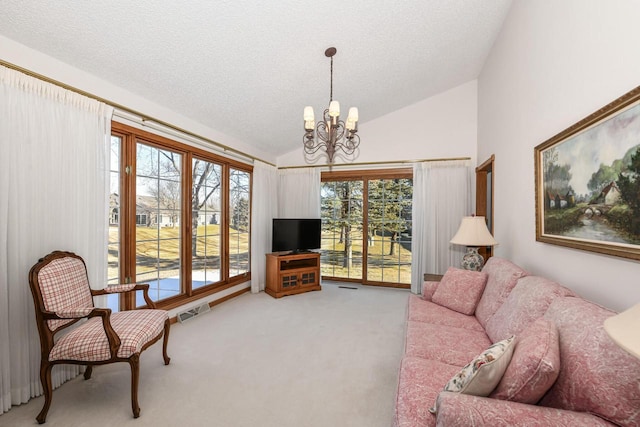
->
[303, 106, 315, 121]
[347, 107, 359, 122]
[604, 303, 640, 359]
[450, 216, 498, 247]
[329, 100, 340, 117]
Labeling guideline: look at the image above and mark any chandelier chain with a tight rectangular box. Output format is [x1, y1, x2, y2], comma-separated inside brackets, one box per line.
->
[329, 55, 333, 102]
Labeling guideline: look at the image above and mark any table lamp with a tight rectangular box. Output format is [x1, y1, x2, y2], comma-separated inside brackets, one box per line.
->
[450, 216, 498, 271]
[604, 302, 640, 359]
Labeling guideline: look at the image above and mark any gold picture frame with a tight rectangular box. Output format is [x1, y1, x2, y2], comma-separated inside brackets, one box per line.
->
[535, 85, 640, 261]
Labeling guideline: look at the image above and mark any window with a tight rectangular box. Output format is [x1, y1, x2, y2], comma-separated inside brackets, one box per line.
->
[321, 169, 412, 288]
[109, 123, 252, 311]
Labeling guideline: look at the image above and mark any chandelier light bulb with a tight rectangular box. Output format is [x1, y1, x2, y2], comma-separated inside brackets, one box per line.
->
[329, 100, 340, 117]
[347, 107, 359, 122]
[303, 106, 315, 122]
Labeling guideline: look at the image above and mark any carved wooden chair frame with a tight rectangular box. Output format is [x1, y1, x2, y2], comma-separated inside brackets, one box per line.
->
[28, 250, 171, 424]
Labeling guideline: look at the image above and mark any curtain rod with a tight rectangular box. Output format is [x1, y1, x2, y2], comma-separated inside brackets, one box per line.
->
[0, 59, 276, 167]
[277, 157, 472, 170]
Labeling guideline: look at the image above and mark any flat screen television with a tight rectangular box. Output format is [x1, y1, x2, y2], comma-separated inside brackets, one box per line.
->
[272, 218, 322, 253]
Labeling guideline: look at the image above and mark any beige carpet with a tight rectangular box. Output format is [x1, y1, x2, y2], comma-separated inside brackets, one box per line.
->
[1, 282, 409, 427]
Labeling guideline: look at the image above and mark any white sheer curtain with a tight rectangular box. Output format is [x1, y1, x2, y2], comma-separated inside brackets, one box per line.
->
[0, 66, 112, 413]
[250, 161, 278, 293]
[411, 160, 471, 294]
[277, 168, 321, 218]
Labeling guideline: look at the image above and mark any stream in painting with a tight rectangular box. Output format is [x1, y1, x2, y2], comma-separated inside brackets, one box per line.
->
[561, 216, 629, 244]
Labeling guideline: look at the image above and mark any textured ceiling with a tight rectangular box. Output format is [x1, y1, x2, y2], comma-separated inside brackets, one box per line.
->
[0, 0, 512, 158]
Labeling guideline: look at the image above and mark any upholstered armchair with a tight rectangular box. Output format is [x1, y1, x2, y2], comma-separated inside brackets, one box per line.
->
[28, 250, 171, 424]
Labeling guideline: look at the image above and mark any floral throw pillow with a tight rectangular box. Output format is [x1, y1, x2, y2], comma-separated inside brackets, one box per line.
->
[430, 336, 515, 413]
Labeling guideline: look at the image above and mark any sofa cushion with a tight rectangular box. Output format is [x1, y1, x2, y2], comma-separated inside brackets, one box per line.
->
[394, 357, 461, 427]
[475, 257, 528, 329]
[485, 276, 574, 342]
[431, 267, 488, 315]
[430, 336, 515, 414]
[435, 393, 617, 426]
[491, 318, 560, 403]
[407, 295, 484, 332]
[421, 281, 439, 301]
[540, 297, 640, 426]
[405, 321, 491, 366]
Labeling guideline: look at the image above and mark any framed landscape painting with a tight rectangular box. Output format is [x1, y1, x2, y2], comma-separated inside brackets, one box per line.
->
[535, 85, 640, 261]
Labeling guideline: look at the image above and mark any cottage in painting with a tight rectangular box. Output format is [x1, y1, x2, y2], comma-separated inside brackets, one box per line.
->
[590, 181, 621, 205]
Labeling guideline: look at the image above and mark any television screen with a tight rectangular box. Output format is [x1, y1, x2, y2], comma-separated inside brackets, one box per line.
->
[272, 218, 321, 253]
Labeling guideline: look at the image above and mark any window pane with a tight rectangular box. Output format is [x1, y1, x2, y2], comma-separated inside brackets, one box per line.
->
[107, 136, 121, 312]
[135, 143, 182, 306]
[320, 180, 363, 280]
[367, 178, 413, 285]
[229, 168, 250, 277]
[192, 158, 222, 289]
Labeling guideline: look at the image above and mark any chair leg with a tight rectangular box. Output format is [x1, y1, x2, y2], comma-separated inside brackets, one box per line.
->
[36, 362, 53, 424]
[162, 318, 171, 365]
[83, 364, 93, 380]
[129, 354, 141, 418]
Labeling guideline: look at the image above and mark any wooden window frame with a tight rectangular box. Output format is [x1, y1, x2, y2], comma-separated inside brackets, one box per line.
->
[111, 122, 252, 311]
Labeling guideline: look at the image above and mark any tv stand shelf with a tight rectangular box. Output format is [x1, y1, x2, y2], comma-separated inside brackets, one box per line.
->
[265, 251, 321, 298]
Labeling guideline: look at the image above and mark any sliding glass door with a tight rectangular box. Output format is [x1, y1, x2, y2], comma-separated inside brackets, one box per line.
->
[320, 169, 413, 287]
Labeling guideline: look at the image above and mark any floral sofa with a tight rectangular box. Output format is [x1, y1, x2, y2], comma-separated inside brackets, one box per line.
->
[394, 257, 640, 427]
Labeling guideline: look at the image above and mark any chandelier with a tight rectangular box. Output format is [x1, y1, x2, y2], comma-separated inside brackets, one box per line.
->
[303, 47, 360, 164]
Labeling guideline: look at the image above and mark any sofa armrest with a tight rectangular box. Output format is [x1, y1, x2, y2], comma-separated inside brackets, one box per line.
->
[422, 280, 440, 301]
[435, 392, 615, 426]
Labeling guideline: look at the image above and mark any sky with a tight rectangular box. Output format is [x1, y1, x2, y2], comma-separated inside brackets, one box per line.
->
[546, 101, 640, 195]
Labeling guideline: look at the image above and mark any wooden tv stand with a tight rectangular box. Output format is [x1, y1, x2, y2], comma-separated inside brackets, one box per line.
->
[265, 251, 321, 298]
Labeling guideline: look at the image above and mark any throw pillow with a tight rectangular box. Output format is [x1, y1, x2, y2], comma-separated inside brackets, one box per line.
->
[430, 336, 515, 414]
[431, 267, 488, 315]
[490, 318, 560, 404]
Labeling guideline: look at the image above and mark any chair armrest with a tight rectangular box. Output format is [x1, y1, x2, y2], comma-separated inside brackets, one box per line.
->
[92, 283, 156, 308]
[88, 308, 121, 358]
[435, 392, 615, 426]
[53, 308, 95, 318]
[43, 307, 122, 357]
[96, 284, 137, 293]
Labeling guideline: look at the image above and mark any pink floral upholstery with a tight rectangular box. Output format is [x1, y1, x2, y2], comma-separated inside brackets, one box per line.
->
[491, 318, 560, 403]
[405, 321, 491, 366]
[36, 257, 94, 331]
[407, 295, 484, 332]
[421, 281, 439, 301]
[540, 297, 640, 426]
[396, 258, 637, 426]
[435, 393, 616, 426]
[474, 257, 528, 329]
[49, 309, 169, 362]
[485, 275, 574, 342]
[394, 357, 460, 427]
[431, 267, 487, 315]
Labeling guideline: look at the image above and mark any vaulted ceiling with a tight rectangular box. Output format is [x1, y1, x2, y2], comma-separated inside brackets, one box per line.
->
[0, 0, 512, 158]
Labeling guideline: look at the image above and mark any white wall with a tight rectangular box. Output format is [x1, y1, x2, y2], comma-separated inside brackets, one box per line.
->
[478, 0, 640, 311]
[277, 80, 478, 168]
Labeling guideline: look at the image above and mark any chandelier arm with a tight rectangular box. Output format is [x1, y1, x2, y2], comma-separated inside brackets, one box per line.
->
[304, 143, 328, 155]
